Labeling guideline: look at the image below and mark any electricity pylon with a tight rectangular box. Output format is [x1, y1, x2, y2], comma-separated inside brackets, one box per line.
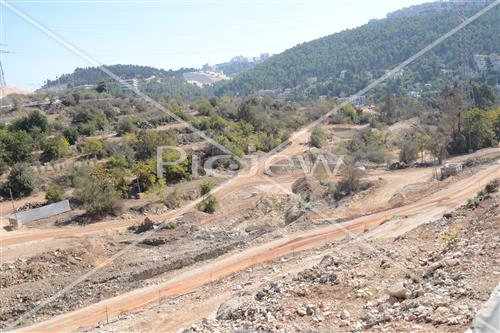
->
[0, 43, 13, 87]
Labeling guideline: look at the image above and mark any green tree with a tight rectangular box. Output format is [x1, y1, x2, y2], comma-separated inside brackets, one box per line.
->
[348, 128, 388, 163]
[107, 155, 130, 170]
[72, 108, 107, 130]
[132, 159, 157, 192]
[333, 161, 362, 200]
[116, 117, 138, 136]
[200, 179, 214, 196]
[196, 100, 214, 116]
[310, 126, 325, 148]
[77, 122, 97, 136]
[96, 80, 107, 93]
[75, 167, 120, 216]
[439, 86, 466, 153]
[380, 90, 396, 124]
[196, 195, 217, 213]
[134, 130, 175, 160]
[5, 163, 38, 198]
[45, 185, 65, 204]
[0, 130, 34, 163]
[0, 149, 8, 175]
[413, 130, 431, 163]
[397, 134, 419, 164]
[161, 150, 192, 182]
[83, 139, 106, 158]
[467, 108, 498, 151]
[472, 83, 496, 109]
[12, 98, 21, 111]
[427, 131, 449, 165]
[63, 127, 79, 145]
[41, 137, 69, 161]
[9, 110, 50, 135]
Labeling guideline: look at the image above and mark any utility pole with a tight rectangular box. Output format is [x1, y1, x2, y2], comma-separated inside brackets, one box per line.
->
[0, 44, 13, 87]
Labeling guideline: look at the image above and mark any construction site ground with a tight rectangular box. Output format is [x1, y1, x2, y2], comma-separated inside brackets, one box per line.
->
[0, 123, 498, 332]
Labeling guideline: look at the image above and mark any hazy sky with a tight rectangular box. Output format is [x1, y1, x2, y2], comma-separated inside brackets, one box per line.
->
[2, 0, 429, 90]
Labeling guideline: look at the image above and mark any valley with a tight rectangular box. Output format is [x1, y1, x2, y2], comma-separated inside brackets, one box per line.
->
[1, 1, 500, 332]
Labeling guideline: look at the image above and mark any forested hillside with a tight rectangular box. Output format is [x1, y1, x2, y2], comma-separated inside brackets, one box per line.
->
[42, 65, 194, 89]
[216, 1, 500, 97]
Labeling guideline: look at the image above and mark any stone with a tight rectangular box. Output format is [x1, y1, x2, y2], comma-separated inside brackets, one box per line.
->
[385, 282, 409, 299]
[427, 262, 443, 273]
[350, 321, 363, 332]
[297, 307, 307, 316]
[216, 295, 251, 320]
[444, 258, 459, 267]
[387, 296, 399, 305]
[339, 310, 350, 319]
[255, 291, 265, 301]
[306, 304, 316, 315]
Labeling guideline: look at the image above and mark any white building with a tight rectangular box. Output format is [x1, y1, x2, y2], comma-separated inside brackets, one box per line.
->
[120, 79, 139, 90]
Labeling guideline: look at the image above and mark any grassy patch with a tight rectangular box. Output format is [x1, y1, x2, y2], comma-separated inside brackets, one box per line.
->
[442, 227, 461, 244]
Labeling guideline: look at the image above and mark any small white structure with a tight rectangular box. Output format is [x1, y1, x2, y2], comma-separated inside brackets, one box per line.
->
[9, 200, 71, 229]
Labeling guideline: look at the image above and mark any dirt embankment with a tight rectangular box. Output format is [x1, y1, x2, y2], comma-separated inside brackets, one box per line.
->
[1, 192, 297, 330]
[184, 186, 500, 332]
[11, 162, 498, 333]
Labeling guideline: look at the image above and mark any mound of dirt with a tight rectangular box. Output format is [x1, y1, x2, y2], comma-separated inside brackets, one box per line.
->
[386, 118, 421, 146]
[0, 87, 31, 98]
[292, 177, 324, 201]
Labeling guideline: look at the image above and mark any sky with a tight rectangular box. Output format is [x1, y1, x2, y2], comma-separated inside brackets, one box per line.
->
[1, 0, 429, 90]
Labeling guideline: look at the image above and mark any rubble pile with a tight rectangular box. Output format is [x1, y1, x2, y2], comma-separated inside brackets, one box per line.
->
[1, 248, 92, 288]
[1, 213, 272, 328]
[183, 254, 343, 332]
[237, 194, 301, 229]
[184, 189, 499, 332]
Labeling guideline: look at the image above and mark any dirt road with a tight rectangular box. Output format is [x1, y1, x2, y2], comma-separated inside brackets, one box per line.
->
[0, 131, 311, 248]
[14, 161, 499, 333]
[1, 141, 497, 248]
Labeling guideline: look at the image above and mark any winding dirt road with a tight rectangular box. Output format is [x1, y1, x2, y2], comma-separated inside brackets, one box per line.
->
[1, 132, 311, 248]
[1, 141, 497, 249]
[14, 160, 499, 333]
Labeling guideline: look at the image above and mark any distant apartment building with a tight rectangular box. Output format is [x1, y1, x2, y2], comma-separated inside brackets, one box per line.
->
[489, 53, 500, 70]
[119, 78, 139, 90]
[340, 95, 366, 109]
[408, 90, 421, 98]
[352, 95, 366, 108]
[183, 70, 229, 87]
[258, 53, 270, 62]
[473, 54, 488, 71]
